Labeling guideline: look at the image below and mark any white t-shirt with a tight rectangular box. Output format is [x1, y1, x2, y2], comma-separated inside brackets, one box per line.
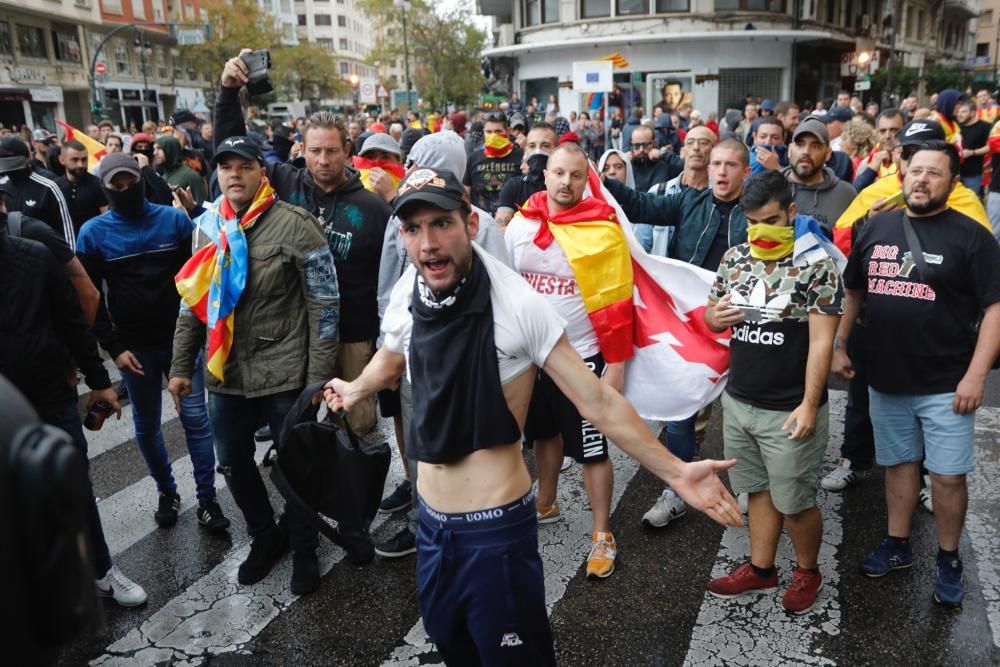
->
[505, 216, 601, 358]
[381, 243, 567, 384]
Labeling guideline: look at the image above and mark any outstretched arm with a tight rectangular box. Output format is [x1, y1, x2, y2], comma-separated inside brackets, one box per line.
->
[542, 335, 742, 527]
[323, 346, 407, 413]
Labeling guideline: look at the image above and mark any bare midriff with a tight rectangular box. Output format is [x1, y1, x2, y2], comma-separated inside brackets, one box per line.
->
[416, 368, 536, 513]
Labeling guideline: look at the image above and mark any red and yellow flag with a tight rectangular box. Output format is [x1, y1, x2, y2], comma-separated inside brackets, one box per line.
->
[518, 170, 634, 363]
[600, 53, 630, 69]
[55, 119, 107, 170]
[353, 156, 405, 193]
[484, 133, 514, 159]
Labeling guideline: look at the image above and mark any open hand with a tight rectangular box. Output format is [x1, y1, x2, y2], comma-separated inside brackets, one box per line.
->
[669, 459, 743, 527]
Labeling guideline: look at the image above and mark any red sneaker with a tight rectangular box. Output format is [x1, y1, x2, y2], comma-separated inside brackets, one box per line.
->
[706, 562, 779, 599]
[782, 567, 824, 615]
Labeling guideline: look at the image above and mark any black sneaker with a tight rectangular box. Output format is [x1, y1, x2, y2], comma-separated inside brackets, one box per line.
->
[375, 526, 417, 559]
[379, 479, 413, 514]
[154, 491, 181, 528]
[197, 500, 231, 532]
[254, 425, 272, 442]
[238, 524, 288, 585]
[290, 550, 321, 596]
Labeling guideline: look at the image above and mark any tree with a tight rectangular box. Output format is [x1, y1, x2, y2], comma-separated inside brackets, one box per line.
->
[870, 61, 920, 103]
[359, 0, 487, 108]
[184, 0, 284, 83]
[270, 42, 349, 101]
[923, 64, 969, 95]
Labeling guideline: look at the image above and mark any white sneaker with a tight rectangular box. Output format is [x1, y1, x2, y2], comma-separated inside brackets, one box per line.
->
[560, 456, 573, 472]
[95, 565, 147, 607]
[920, 475, 933, 513]
[821, 458, 865, 491]
[738, 492, 749, 515]
[641, 488, 687, 528]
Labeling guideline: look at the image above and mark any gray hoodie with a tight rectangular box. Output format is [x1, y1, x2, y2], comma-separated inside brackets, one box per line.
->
[376, 131, 511, 327]
[780, 165, 856, 238]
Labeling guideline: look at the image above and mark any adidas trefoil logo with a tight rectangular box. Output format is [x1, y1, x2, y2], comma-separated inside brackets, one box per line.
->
[731, 279, 790, 323]
[25, 199, 36, 207]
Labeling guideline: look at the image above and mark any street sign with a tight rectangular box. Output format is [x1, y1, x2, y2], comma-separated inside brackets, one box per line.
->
[359, 78, 377, 105]
[175, 29, 206, 45]
[95, 62, 106, 75]
[377, 84, 389, 99]
[854, 80, 871, 91]
[572, 61, 614, 93]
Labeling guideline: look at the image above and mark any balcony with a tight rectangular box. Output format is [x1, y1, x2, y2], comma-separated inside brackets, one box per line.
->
[478, 0, 511, 20]
[944, 0, 978, 20]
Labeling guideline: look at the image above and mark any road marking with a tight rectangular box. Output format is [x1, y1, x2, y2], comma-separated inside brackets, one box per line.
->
[381, 442, 643, 666]
[683, 392, 846, 667]
[85, 389, 178, 461]
[92, 442, 406, 665]
[97, 443, 253, 558]
[968, 408, 1000, 648]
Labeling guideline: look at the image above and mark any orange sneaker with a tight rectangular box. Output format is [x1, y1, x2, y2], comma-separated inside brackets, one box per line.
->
[586, 531, 617, 579]
[536, 500, 562, 525]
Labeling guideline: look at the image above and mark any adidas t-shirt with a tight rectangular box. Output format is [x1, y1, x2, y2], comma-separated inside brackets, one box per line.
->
[711, 244, 843, 411]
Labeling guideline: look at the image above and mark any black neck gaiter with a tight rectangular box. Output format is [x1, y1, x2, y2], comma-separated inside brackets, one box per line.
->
[407, 253, 521, 464]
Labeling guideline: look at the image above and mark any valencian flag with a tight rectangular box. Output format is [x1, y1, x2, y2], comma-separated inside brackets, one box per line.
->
[175, 180, 278, 381]
[353, 155, 405, 193]
[55, 119, 107, 170]
[600, 52, 630, 69]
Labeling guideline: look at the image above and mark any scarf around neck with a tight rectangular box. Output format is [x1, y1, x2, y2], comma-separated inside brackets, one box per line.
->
[407, 253, 520, 463]
[175, 178, 278, 381]
[517, 176, 634, 363]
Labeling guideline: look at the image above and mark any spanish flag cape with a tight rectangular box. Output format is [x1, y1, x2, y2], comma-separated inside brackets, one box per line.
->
[932, 110, 964, 152]
[352, 155, 405, 193]
[517, 170, 634, 363]
[174, 179, 278, 381]
[832, 171, 990, 255]
[484, 133, 514, 159]
[863, 145, 898, 179]
[55, 119, 106, 171]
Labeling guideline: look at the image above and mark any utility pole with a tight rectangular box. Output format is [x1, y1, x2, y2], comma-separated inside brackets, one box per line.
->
[883, 0, 902, 108]
[394, 0, 413, 108]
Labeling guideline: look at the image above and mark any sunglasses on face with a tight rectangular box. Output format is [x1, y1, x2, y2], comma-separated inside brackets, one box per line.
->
[631, 142, 653, 150]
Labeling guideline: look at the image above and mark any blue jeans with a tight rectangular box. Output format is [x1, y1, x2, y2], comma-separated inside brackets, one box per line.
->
[43, 401, 113, 578]
[207, 388, 318, 552]
[658, 412, 697, 491]
[122, 349, 215, 504]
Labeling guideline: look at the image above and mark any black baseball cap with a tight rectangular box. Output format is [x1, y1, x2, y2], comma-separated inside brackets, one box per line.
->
[213, 135, 265, 166]
[825, 106, 853, 123]
[0, 136, 30, 174]
[898, 120, 946, 147]
[392, 168, 470, 218]
[169, 109, 202, 126]
[0, 172, 16, 196]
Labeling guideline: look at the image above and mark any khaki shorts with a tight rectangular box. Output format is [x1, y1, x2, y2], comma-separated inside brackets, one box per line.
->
[721, 392, 828, 515]
[334, 340, 376, 434]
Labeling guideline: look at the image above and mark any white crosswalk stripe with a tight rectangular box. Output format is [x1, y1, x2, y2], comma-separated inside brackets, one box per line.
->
[70, 388, 1000, 665]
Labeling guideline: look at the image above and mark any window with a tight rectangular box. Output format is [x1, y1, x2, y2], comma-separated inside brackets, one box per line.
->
[977, 42, 990, 57]
[339, 37, 348, 49]
[983, 9, 994, 26]
[280, 0, 292, 11]
[338, 15, 347, 26]
[52, 25, 81, 63]
[102, 0, 123, 13]
[0, 22, 11, 56]
[916, 9, 924, 40]
[339, 61, 348, 75]
[905, 4, 914, 38]
[824, 0, 836, 24]
[656, 0, 688, 10]
[173, 54, 183, 80]
[317, 37, 333, 49]
[17, 24, 46, 59]
[297, 14, 307, 25]
[715, 0, 785, 10]
[718, 68, 782, 110]
[618, 0, 647, 14]
[131, 0, 146, 20]
[580, 0, 610, 18]
[156, 48, 167, 78]
[525, 0, 560, 24]
[315, 14, 332, 24]
[113, 39, 131, 75]
[187, 57, 196, 80]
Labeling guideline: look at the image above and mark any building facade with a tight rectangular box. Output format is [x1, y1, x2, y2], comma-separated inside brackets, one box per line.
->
[296, 0, 379, 106]
[478, 0, 978, 115]
[974, 0, 1000, 85]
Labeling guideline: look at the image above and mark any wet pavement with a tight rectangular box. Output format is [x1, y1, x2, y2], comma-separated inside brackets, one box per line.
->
[58, 368, 1000, 666]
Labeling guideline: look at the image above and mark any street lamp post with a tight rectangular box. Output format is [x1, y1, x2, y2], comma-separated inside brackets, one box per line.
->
[133, 30, 152, 123]
[350, 73, 360, 114]
[394, 0, 412, 107]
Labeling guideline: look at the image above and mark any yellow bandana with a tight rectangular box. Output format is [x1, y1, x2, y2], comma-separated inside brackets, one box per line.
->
[747, 224, 794, 261]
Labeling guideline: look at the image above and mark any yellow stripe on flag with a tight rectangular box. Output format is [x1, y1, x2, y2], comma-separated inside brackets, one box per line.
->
[546, 220, 633, 314]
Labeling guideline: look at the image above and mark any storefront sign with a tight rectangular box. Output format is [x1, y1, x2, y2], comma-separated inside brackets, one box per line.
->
[31, 86, 64, 103]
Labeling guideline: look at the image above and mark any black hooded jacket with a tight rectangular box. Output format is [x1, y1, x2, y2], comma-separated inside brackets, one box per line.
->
[0, 221, 110, 417]
[214, 84, 391, 342]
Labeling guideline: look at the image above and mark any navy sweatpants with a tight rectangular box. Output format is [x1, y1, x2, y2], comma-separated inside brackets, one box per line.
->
[416, 491, 556, 666]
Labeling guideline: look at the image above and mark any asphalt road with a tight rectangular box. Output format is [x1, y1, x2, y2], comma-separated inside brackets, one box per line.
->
[57, 365, 1000, 666]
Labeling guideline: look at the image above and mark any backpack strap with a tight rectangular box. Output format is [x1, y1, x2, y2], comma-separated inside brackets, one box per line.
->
[7, 211, 23, 238]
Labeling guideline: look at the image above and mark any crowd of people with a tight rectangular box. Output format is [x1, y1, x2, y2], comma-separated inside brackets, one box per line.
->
[3, 52, 1000, 663]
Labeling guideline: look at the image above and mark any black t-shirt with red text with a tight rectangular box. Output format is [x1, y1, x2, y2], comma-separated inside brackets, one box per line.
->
[844, 208, 1000, 394]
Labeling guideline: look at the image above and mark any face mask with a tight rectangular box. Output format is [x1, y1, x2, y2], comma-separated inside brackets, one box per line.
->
[484, 133, 513, 158]
[527, 152, 548, 179]
[747, 223, 794, 260]
[132, 146, 154, 161]
[103, 179, 146, 219]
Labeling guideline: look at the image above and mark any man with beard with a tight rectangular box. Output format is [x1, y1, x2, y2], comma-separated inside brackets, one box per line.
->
[749, 118, 786, 176]
[833, 141, 1000, 608]
[324, 160, 742, 664]
[494, 121, 559, 228]
[956, 100, 991, 197]
[56, 140, 108, 234]
[155, 135, 207, 203]
[76, 153, 227, 533]
[628, 125, 683, 193]
[781, 119, 856, 237]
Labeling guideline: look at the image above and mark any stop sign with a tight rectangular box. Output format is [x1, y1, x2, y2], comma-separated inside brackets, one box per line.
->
[95, 62, 106, 75]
